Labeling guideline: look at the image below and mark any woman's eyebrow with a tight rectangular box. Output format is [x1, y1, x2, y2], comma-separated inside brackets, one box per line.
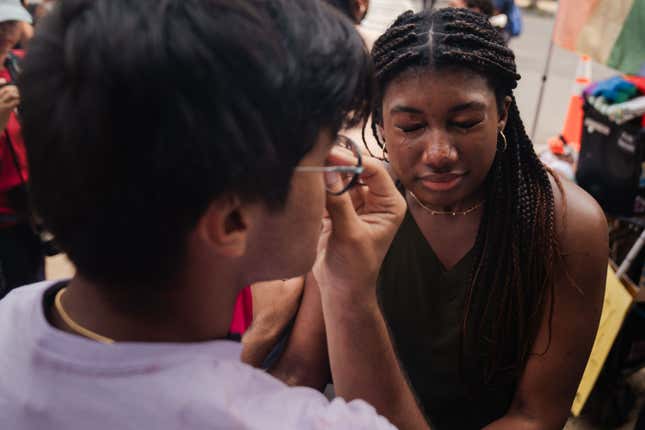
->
[448, 101, 486, 113]
[390, 102, 487, 115]
[390, 105, 424, 115]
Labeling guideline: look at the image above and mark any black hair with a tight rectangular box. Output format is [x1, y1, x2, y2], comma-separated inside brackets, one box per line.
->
[370, 8, 561, 381]
[20, 0, 372, 288]
[323, 0, 355, 21]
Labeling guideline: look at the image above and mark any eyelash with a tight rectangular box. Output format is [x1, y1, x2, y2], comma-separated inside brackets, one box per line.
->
[398, 124, 426, 133]
[450, 120, 482, 130]
[397, 119, 482, 134]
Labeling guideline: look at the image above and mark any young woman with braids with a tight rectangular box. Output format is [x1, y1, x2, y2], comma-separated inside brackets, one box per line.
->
[364, 7, 607, 429]
[242, 7, 608, 429]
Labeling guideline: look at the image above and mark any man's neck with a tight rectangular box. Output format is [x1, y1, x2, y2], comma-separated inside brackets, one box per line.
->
[50, 272, 239, 344]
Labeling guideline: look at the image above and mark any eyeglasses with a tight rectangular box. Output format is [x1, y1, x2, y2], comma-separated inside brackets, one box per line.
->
[295, 134, 364, 196]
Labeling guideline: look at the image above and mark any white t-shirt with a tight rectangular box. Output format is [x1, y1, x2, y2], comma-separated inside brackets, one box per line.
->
[0, 281, 396, 430]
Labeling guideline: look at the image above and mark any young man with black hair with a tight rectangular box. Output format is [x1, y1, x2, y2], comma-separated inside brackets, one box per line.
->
[0, 1, 429, 429]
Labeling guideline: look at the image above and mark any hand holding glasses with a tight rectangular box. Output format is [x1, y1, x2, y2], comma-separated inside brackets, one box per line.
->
[295, 135, 364, 196]
[298, 132, 406, 296]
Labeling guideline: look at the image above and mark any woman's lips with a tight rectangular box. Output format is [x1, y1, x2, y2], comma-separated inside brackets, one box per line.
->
[418, 173, 466, 192]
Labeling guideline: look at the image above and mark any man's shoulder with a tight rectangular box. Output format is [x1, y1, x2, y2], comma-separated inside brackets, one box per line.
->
[233, 379, 396, 429]
[205, 362, 393, 429]
[0, 280, 52, 319]
[0, 282, 52, 352]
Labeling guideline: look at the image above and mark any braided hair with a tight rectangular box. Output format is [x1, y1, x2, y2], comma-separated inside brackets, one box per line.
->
[370, 8, 562, 380]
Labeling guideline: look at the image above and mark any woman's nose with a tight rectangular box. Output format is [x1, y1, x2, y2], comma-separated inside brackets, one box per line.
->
[420, 130, 458, 170]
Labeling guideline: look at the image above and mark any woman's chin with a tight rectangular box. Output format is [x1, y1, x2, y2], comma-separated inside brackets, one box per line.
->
[409, 186, 469, 210]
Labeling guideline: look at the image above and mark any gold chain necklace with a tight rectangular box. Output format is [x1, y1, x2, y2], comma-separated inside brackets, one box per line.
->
[54, 288, 115, 344]
[408, 191, 485, 216]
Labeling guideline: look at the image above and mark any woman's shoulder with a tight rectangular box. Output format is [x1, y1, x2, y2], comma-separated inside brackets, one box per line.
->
[549, 171, 608, 256]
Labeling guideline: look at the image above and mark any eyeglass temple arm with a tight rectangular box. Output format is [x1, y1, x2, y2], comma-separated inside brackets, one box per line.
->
[295, 166, 364, 173]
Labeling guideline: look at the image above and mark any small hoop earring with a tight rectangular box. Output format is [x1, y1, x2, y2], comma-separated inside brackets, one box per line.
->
[498, 130, 508, 152]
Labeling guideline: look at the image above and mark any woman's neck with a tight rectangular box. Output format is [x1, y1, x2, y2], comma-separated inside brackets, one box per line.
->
[406, 191, 484, 270]
[406, 185, 486, 214]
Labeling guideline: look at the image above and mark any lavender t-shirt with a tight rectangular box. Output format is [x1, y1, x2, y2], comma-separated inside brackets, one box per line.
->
[0, 281, 395, 430]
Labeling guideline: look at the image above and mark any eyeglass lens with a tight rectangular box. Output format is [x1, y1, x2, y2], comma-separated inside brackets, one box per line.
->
[325, 135, 362, 195]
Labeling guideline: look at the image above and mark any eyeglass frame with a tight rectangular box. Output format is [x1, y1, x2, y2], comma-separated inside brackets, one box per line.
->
[295, 134, 364, 196]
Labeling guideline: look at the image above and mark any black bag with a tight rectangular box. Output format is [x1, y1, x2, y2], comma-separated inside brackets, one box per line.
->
[576, 102, 645, 215]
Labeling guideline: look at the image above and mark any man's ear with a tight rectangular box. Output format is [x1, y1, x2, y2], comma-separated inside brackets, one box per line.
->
[197, 195, 253, 258]
[498, 95, 512, 131]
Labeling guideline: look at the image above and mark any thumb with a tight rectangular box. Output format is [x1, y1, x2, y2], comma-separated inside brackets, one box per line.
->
[324, 171, 360, 241]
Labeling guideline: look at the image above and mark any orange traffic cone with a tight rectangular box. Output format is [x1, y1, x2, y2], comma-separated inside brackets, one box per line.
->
[547, 55, 592, 154]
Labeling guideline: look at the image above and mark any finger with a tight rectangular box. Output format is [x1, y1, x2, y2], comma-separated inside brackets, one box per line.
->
[0, 97, 20, 110]
[0, 87, 17, 101]
[356, 155, 400, 200]
[382, 160, 398, 181]
[347, 181, 367, 213]
[326, 145, 392, 191]
[317, 217, 332, 255]
[3, 93, 19, 104]
[5, 87, 19, 99]
[324, 171, 361, 240]
[352, 157, 406, 226]
[325, 144, 359, 167]
[325, 146, 400, 215]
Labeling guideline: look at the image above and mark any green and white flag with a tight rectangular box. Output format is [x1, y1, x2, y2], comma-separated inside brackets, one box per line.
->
[553, 0, 645, 74]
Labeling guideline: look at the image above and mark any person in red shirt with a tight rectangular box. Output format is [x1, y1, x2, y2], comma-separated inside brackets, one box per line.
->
[0, 0, 42, 298]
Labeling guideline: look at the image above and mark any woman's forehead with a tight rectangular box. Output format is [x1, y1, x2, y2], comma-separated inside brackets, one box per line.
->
[383, 67, 495, 111]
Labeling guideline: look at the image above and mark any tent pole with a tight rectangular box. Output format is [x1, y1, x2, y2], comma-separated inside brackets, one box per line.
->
[531, 34, 556, 141]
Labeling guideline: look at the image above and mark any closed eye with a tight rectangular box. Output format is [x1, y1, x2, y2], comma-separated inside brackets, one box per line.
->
[397, 124, 426, 133]
[450, 119, 483, 130]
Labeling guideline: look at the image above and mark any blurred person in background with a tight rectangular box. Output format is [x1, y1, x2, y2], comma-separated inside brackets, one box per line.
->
[16, 0, 57, 48]
[324, 0, 369, 24]
[492, 0, 521, 41]
[450, 0, 510, 32]
[23, 0, 54, 25]
[0, 0, 41, 298]
[323, 0, 376, 48]
[449, 0, 494, 17]
[16, 1, 33, 48]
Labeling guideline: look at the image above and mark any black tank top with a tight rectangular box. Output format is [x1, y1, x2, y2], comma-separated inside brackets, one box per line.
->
[377, 210, 518, 429]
